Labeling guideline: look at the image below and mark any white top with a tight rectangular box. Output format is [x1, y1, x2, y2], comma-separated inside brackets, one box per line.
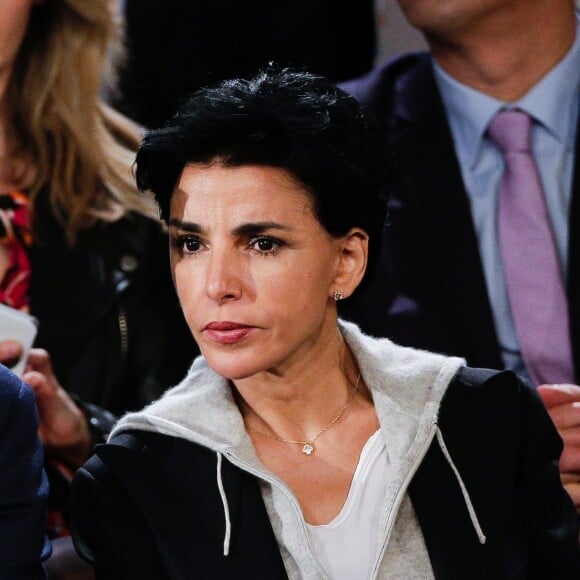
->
[307, 430, 388, 579]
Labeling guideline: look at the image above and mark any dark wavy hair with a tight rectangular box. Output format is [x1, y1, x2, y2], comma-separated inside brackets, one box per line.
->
[134, 68, 390, 282]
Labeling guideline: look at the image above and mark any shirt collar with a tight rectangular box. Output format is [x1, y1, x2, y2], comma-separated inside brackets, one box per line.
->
[433, 62, 499, 170]
[518, 18, 580, 149]
[433, 17, 580, 170]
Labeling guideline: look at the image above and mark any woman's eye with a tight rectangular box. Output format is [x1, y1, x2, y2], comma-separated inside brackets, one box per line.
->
[184, 238, 201, 253]
[250, 237, 281, 254]
[186, 238, 202, 254]
[173, 236, 203, 254]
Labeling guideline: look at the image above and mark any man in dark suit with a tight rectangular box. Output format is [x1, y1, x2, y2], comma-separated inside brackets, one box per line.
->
[340, 0, 580, 508]
[0, 364, 51, 578]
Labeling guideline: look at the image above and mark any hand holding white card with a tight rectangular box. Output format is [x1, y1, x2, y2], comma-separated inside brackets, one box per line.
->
[0, 304, 38, 376]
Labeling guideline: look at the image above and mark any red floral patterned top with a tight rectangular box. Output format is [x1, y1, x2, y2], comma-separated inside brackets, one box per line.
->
[0, 190, 32, 311]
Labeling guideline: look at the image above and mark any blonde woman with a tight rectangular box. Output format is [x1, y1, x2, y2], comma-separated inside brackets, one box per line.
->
[0, 0, 196, 545]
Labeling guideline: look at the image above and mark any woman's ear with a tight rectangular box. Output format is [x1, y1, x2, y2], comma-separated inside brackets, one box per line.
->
[331, 228, 369, 300]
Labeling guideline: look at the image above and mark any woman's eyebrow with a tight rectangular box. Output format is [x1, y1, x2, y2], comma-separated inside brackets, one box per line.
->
[232, 221, 292, 236]
[167, 219, 205, 234]
[167, 219, 293, 236]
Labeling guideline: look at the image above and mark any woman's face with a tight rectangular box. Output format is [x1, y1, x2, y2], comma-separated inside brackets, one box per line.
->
[169, 162, 351, 380]
[0, 0, 37, 80]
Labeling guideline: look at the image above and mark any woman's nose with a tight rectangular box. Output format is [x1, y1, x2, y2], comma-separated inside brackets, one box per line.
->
[205, 249, 243, 303]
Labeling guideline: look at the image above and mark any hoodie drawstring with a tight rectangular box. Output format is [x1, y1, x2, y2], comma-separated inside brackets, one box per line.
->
[216, 453, 232, 556]
[436, 427, 487, 545]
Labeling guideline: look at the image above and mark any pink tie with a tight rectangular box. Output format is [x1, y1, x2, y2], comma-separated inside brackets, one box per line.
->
[488, 109, 575, 385]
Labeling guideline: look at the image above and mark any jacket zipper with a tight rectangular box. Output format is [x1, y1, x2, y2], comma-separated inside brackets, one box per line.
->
[224, 451, 329, 579]
[118, 306, 129, 360]
[370, 419, 438, 580]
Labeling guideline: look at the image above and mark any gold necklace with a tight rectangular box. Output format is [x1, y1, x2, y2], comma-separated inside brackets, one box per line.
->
[246, 372, 362, 456]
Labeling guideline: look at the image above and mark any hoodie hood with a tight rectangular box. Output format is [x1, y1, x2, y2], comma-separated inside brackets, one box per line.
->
[110, 320, 464, 463]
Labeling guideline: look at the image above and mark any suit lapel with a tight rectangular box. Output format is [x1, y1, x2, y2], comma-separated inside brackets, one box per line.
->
[387, 58, 502, 368]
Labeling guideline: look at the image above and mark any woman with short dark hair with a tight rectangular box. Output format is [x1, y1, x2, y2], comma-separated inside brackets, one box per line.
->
[71, 69, 579, 579]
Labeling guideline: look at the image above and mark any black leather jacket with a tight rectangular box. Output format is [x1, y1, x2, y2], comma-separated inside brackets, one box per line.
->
[29, 204, 198, 420]
[28, 201, 199, 533]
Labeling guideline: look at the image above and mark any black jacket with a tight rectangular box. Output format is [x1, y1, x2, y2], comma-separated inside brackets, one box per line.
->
[30, 203, 198, 417]
[28, 201, 199, 529]
[70, 368, 580, 579]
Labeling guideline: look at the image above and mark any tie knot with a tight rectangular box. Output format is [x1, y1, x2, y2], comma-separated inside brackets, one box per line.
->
[487, 109, 532, 154]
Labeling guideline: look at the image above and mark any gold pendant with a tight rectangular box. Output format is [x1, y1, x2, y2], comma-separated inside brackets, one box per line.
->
[301, 443, 314, 455]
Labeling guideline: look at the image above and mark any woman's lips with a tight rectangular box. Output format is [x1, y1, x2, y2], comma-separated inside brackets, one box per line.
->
[203, 322, 254, 344]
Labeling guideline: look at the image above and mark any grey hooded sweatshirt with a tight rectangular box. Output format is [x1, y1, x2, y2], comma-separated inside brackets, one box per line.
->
[110, 321, 483, 579]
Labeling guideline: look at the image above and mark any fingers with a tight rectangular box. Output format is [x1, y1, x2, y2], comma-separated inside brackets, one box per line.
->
[546, 402, 580, 430]
[537, 383, 580, 408]
[23, 349, 56, 395]
[541, 395, 580, 477]
[560, 444, 580, 474]
[25, 348, 54, 376]
[22, 363, 92, 465]
[22, 369, 49, 391]
[560, 426, 580, 447]
[546, 402, 580, 474]
[22, 369, 57, 400]
[0, 339, 24, 368]
[7, 345, 91, 466]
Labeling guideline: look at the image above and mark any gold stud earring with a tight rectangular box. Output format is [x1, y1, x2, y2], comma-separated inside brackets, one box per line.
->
[333, 290, 345, 301]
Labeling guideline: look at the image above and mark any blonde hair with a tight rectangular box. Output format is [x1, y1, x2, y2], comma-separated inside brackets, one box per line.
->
[9, 0, 156, 243]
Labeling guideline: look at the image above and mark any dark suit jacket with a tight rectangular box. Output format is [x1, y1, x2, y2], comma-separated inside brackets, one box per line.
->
[0, 365, 51, 579]
[339, 53, 580, 380]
